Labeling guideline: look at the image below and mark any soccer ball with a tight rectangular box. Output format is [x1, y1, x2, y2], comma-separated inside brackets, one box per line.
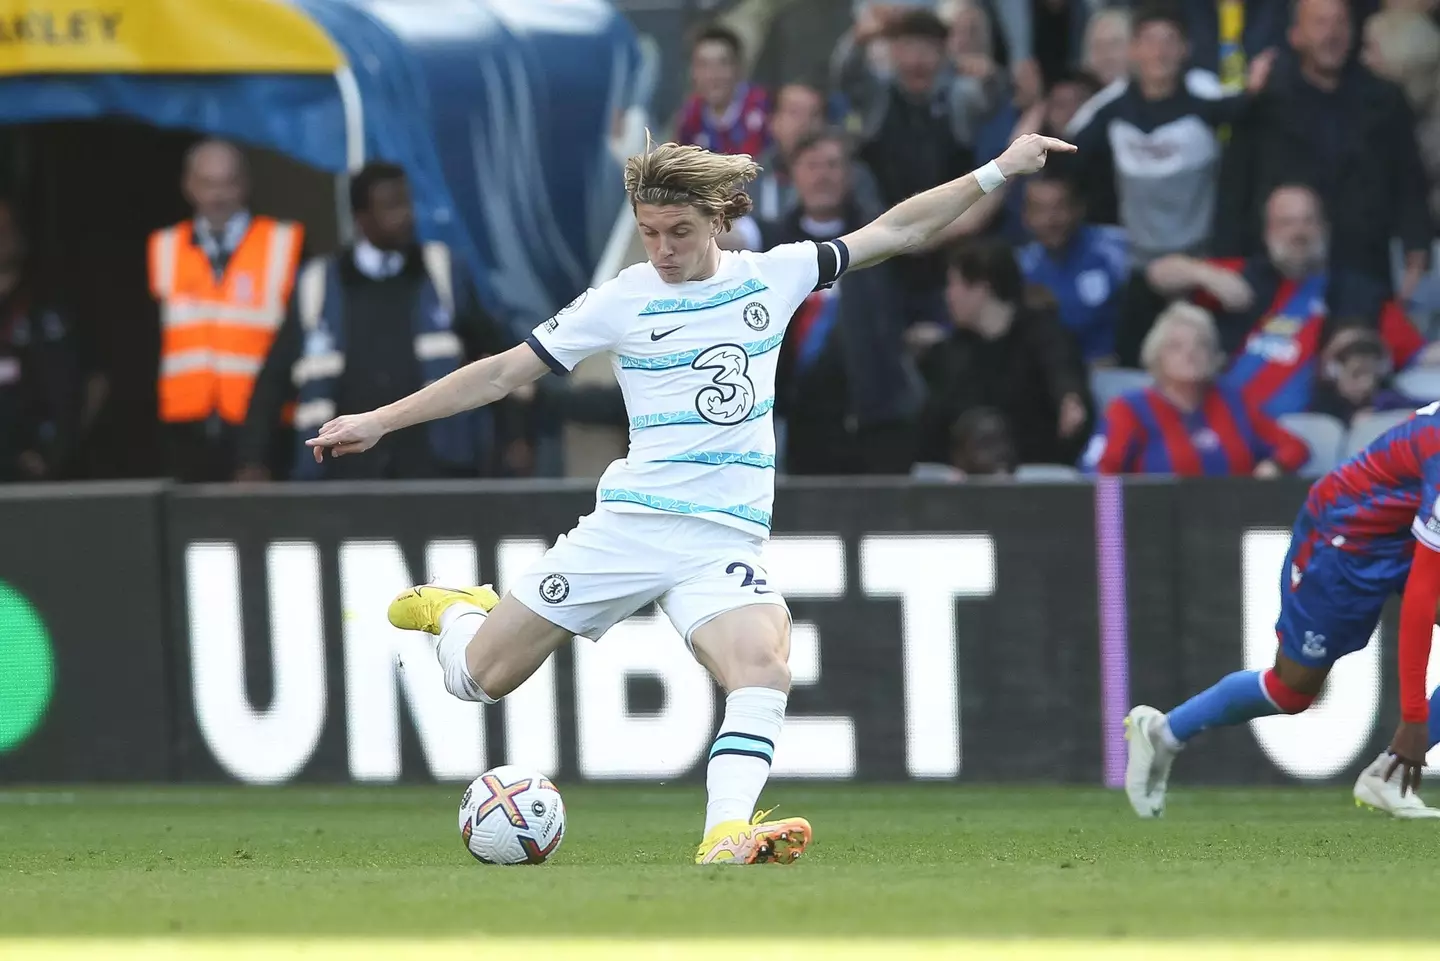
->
[458, 765, 566, 865]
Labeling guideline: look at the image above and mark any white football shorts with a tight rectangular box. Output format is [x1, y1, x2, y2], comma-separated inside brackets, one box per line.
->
[510, 507, 788, 644]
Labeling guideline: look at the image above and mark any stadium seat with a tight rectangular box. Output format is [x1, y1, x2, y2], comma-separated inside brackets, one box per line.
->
[1277, 413, 1346, 477]
[1090, 368, 1153, 411]
[1014, 464, 1083, 482]
[910, 462, 962, 482]
[1342, 409, 1415, 461]
[1394, 367, 1440, 402]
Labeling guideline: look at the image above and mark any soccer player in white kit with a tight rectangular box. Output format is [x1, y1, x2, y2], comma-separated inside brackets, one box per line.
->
[307, 132, 1073, 864]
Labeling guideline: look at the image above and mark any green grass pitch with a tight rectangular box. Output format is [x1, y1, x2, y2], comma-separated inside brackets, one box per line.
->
[1, 784, 1439, 959]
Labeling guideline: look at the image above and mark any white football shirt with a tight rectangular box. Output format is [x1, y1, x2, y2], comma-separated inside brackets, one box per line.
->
[526, 240, 848, 537]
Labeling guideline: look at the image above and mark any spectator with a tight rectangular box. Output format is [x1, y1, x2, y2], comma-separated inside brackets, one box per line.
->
[0, 200, 86, 482]
[147, 140, 304, 482]
[1017, 171, 1128, 367]
[1082, 7, 1133, 86]
[992, 68, 1104, 242]
[837, 8, 984, 198]
[1181, 0, 1290, 90]
[1308, 322, 1421, 424]
[935, 2, 1050, 244]
[911, 405, 1019, 480]
[1147, 184, 1429, 419]
[1083, 302, 1309, 476]
[677, 25, 771, 158]
[978, 0, 1092, 92]
[1010, 67, 1105, 154]
[238, 163, 520, 481]
[916, 238, 1091, 466]
[1362, 9, 1440, 229]
[749, 82, 827, 222]
[850, 1, 1010, 102]
[1043, 67, 1104, 135]
[1067, 2, 1271, 366]
[948, 406, 1018, 476]
[950, 2, 1028, 105]
[1215, 0, 1432, 299]
[725, 81, 881, 246]
[945, 2, 1030, 165]
[837, 8, 981, 305]
[765, 129, 921, 475]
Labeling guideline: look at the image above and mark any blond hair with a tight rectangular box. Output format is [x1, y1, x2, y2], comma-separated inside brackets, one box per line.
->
[623, 134, 759, 230]
[1140, 302, 1223, 378]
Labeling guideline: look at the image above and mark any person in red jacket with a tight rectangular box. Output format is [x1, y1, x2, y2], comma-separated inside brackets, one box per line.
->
[1083, 302, 1308, 476]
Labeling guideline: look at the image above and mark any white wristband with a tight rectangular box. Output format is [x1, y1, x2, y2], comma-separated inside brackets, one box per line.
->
[975, 160, 1006, 195]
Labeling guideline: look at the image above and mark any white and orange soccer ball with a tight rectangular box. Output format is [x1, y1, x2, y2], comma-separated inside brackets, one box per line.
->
[458, 765, 566, 865]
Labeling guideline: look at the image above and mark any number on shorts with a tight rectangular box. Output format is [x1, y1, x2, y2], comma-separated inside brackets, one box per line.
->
[692, 344, 755, 426]
[727, 561, 773, 595]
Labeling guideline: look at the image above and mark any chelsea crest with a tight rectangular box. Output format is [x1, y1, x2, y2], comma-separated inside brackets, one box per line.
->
[742, 301, 770, 331]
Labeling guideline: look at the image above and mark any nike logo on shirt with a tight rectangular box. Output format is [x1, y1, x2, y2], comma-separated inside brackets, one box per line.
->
[650, 326, 684, 341]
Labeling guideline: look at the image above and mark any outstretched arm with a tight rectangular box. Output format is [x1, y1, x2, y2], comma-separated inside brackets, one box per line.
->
[839, 134, 1075, 271]
[305, 343, 549, 461]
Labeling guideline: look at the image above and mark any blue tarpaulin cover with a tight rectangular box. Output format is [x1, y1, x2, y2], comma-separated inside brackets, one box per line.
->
[0, 0, 648, 325]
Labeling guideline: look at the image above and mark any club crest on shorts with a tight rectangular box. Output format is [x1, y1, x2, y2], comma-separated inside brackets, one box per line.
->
[742, 301, 770, 331]
[539, 574, 570, 604]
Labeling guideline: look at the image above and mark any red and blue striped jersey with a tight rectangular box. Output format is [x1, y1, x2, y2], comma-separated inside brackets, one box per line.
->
[1084, 384, 1309, 476]
[677, 84, 771, 158]
[1305, 402, 1440, 558]
[1195, 258, 1424, 419]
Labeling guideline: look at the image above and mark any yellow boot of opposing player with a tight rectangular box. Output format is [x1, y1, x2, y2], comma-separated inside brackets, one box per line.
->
[387, 585, 500, 634]
[694, 808, 812, 865]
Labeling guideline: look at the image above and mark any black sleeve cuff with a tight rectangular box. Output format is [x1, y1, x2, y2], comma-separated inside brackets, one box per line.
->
[524, 334, 569, 376]
[814, 239, 850, 290]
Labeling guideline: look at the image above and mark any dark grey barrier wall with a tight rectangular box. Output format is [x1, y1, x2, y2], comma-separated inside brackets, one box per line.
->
[1126, 478, 1404, 785]
[164, 481, 1103, 785]
[0, 483, 172, 782]
[0, 476, 1410, 785]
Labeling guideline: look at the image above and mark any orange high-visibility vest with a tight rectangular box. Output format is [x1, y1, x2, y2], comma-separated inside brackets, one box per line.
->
[148, 216, 303, 425]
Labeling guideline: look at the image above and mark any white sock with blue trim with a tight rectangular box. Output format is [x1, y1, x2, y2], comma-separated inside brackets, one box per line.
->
[704, 687, 787, 834]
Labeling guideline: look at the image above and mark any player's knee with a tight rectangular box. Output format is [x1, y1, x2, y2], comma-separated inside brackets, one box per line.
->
[756, 651, 791, 691]
[1262, 668, 1319, 715]
[727, 638, 791, 691]
[691, 604, 792, 691]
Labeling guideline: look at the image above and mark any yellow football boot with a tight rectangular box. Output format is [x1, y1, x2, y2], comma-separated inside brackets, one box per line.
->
[386, 584, 500, 634]
[694, 808, 812, 865]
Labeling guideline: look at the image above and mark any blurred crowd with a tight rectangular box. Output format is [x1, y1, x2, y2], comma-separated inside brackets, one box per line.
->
[2, 144, 539, 485]
[685, 0, 1440, 480]
[6, 0, 1440, 485]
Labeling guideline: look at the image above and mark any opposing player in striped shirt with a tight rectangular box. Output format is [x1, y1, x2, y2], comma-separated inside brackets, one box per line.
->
[1126, 403, 1440, 820]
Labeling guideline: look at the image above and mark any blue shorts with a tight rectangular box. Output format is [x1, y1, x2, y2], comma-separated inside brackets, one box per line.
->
[1276, 513, 1411, 667]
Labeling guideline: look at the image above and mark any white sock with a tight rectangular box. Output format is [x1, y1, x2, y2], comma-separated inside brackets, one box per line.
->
[440, 604, 482, 633]
[436, 606, 493, 703]
[704, 687, 787, 834]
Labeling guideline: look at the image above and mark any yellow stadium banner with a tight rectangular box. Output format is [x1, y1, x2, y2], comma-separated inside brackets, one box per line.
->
[0, 0, 344, 75]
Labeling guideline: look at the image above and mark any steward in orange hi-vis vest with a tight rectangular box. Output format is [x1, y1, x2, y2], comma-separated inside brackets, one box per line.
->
[147, 216, 303, 424]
